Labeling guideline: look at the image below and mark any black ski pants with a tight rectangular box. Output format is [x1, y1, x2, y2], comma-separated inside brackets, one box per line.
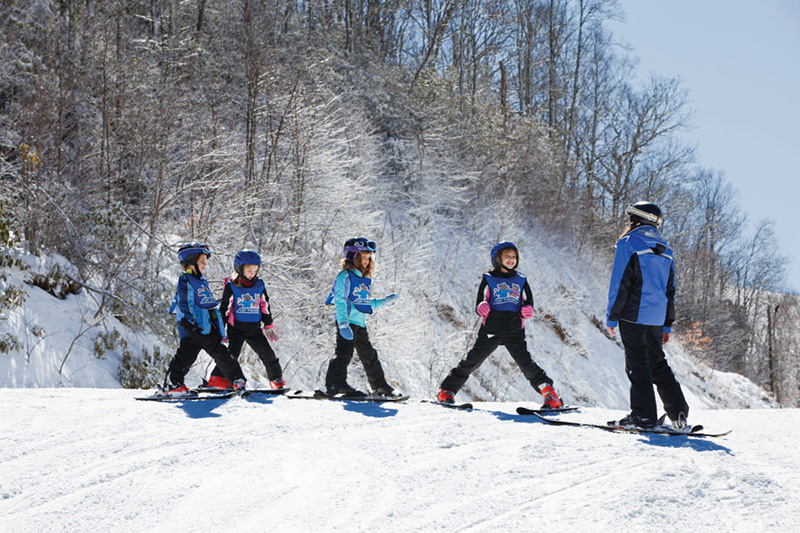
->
[441, 326, 551, 393]
[619, 321, 689, 422]
[168, 332, 245, 385]
[325, 324, 389, 390]
[210, 326, 282, 381]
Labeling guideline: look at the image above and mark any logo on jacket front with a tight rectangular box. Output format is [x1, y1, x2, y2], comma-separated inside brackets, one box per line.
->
[353, 284, 370, 300]
[236, 293, 260, 314]
[493, 283, 521, 304]
[196, 285, 216, 306]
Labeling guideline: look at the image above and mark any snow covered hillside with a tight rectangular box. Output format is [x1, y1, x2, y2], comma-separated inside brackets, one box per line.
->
[1, 389, 797, 532]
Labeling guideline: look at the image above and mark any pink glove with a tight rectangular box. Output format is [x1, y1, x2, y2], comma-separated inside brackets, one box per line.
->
[477, 301, 491, 325]
[520, 305, 534, 319]
[263, 324, 279, 342]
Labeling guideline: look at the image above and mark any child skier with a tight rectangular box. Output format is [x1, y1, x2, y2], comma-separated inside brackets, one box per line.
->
[605, 202, 690, 429]
[437, 241, 563, 408]
[205, 249, 286, 390]
[163, 243, 247, 395]
[324, 237, 401, 397]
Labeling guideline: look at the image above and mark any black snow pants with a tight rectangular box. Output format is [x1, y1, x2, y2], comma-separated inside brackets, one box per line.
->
[325, 324, 389, 391]
[168, 332, 245, 385]
[441, 316, 551, 394]
[210, 325, 282, 381]
[619, 320, 689, 422]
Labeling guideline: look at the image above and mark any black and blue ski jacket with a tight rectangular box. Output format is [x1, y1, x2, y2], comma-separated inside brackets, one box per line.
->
[606, 225, 676, 332]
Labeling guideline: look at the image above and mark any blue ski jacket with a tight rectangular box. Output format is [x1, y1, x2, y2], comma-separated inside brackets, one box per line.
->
[606, 225, 676, 332]
[170, 270, 226, 338]
[326, 268, 391, 328]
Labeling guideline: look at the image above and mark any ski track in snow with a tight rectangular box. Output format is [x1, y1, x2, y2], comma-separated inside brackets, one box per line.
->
[1, 389, 798, 532]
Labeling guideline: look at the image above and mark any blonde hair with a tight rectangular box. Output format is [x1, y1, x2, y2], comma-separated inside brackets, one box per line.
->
[340, 251, 375, 278]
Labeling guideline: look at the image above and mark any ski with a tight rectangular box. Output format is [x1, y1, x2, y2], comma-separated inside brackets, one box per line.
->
[421, 399, 473, 410]
[287, 390, 409, 402]
[135, 390, 236, 402]
[528, 412, 731, 438]
[516, 406, 579, 416]
[194, 387, 291, 396]
[194, 386, 232, 393]
[241, 387, 291, 397]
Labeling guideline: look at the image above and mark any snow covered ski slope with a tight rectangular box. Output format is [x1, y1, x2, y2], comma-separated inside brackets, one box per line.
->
[1, 389, 798, 532]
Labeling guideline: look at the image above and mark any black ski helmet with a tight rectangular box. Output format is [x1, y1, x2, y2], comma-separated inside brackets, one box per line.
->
[178, 242, 212, 267]
[490, 241, 519, 270]
[234, 250, 261, 278]
[625, 202, 663, 229]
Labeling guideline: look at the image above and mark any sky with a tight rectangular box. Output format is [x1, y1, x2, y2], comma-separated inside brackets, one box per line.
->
[610, 1, 800, 291]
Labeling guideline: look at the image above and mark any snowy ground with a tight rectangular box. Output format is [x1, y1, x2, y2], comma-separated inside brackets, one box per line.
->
[1, 389, 797, 532]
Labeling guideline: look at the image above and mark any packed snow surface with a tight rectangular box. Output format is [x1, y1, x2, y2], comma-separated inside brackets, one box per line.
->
[1, 389, 797, 532]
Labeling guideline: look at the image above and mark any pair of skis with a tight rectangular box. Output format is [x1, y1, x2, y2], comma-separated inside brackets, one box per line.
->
[136, 387, 409, 403]
[286, 390, 410, 402]
[423, 400, 578, 414]
[516, 408, 731, 438]
[135, 387, 290, 402]
[430, 402, 730, 438]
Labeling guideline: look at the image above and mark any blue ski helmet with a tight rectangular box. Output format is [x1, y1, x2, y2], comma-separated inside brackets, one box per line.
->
[234, 249, 262, 277]
[178, 242, 212, 267]
[343, 237, 377, 262]
[490, 241, 519, 270]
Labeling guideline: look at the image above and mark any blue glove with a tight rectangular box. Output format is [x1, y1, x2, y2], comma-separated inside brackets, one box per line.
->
[383, 293, 399, 306]
[338, 322, 353, 340]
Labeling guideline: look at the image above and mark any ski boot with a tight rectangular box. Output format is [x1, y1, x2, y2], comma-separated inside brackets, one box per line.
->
[608, 413, 657, 429]
[269, 377, 287, 390]
[206, 375, 231, 390]
[437, 389, 455, 404]
[326, 382, 366, 397]
[671, 412, 690, 430]
[540, 385, 563, 409]
[160, 379, 193, 398]
[232, 379, 247, 395]
[373, 383, 402, 398]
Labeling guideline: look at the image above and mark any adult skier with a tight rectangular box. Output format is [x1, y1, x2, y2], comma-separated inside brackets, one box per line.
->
[606, 202, 690, 429]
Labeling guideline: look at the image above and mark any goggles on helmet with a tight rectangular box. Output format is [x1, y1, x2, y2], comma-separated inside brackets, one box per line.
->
[345, 238, 376, 254]
[343, 237, 377, 262]
[625, 204, 663, 228]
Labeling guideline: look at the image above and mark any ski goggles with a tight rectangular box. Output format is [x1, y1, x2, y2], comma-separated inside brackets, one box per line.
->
[349, 238, 377, 253]
[625, 205, 663, 228]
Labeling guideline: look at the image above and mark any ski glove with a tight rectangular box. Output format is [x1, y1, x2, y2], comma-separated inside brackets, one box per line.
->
[263, 323, 279, 342]
[338, 322, 354, 340]
[476, 301, 491, 326]
[180, 318, 201, 337]
[520, 305, 534, 319]
[383, 293, 399, 306]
